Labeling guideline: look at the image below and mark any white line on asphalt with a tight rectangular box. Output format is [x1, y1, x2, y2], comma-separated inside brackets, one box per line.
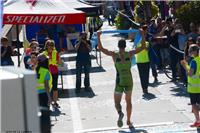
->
[78, 121, 175, 133]
[65, 63, 83, 132]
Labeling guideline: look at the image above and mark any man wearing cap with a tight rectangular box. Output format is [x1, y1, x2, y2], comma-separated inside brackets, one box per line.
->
[181, 44, 200, 127]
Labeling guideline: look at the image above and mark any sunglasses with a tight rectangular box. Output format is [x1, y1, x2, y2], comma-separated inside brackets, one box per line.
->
[47, 44, 54, 47]
[31, 46, 36, 49]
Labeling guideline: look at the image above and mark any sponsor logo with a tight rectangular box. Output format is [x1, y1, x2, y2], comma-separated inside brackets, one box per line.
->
[4, 15, 66, 24]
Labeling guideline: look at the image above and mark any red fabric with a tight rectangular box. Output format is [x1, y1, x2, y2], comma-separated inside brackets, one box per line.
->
[25, 48, 31, 55]
[48, 52, 59, 74]
[3, 14, 86, 24]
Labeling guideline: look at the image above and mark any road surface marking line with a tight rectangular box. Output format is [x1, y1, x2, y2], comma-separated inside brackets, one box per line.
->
[78, 121, 175, 133]
[65, 63, 83, 132]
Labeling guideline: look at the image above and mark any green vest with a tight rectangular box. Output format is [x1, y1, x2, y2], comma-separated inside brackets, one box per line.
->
[187, 56, 200, 93]
[36, 67, 52, 94]
[135, 41, 150, 63]
[114, 52, 133, 86]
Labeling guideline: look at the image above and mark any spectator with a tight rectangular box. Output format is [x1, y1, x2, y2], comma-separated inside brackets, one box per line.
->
[148, 20, 159, 82]
[135, 25, 151, 94]
[156, 17, 174, 70]
[181, 44, 200, 128]
[24, 40, 39, 69]
[108, 9, 115, 26]
[170, 23, 186, 82]
[43, 40, 62, 108]
[1, 37, 14, 66]
[196, 36, 200, 47]
[184, 37, 195, 62]
[153, 18, 165, 69]
[27, 51, 38, 70]
[36, 54, 52, 133]
[75, 32, 92, 93]
[187, 22, 198, 42]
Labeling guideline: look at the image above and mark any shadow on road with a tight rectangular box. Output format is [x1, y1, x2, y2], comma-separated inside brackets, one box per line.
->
[118, 127, 148, 133]
[50, 107, 66, 118]
[148, 81, 162, 87]
[170, 86, 189, 98]
[59, 88, 96, 98]
[168, 80, 190, 97]
[61, 66, 106, 75]
[61, 55, 97, 62]
[142, 93, 157, 101]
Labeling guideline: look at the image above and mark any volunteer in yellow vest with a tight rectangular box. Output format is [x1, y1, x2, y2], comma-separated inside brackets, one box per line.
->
[36, 54, 52, 105]
[181, 44, 200, 127]
[36, 54, 52, 133]
[44, 40, 62, 108]
[97, 29, 146, 128]
[135, 25, 151, 95]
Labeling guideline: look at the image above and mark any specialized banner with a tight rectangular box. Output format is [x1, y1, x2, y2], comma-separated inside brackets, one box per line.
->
[3, 14, 86, 24]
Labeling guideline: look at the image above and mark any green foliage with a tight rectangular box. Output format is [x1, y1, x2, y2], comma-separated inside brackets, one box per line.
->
[134, 1, 159, 23]
[175, 1, 200, 32]
[115, 11, 130, 30]
[151, 2, 159, 19]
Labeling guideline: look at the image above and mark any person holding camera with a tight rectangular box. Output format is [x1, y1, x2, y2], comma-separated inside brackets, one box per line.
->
[1, 37, 14, 66]
[75, 32, 92, 93]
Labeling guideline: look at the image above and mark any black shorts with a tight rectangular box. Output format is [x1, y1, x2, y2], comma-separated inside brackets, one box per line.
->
[189, 93, 200, 105]
[52, 73, 58, 91]
[38, 93, 48, 107]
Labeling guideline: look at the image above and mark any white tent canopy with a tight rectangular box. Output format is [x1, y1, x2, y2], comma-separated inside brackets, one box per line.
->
[3, 0, 86, 24]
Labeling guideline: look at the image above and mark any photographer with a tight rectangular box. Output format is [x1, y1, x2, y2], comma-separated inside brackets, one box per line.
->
[170, 23, 186, 82]
[75, 32, 92, 93]
[1, 37, 14, 66]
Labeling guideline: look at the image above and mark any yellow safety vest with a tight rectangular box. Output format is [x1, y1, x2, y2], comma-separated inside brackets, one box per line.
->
[43, 50, 58, 66]
[187, 56, 200, 93]
[36, 67, 52, 93]
[135, 41, 150, 63]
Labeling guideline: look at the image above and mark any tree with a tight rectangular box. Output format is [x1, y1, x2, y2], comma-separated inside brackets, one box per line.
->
[175, 1, 200, 32]
[134, 1, 159, 24]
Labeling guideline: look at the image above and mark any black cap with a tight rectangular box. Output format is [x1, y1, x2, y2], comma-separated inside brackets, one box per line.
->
[189, 44, 199, 53]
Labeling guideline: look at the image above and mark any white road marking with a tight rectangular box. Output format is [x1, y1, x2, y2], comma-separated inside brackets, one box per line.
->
[64, 63, 83, 132]
[78, 121, 174, 133]
[78, 121, 196, 133]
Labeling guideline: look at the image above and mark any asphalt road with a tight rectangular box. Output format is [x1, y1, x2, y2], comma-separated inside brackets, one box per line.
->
[11, 20, 200, 133]
[50, 22, 200, 133]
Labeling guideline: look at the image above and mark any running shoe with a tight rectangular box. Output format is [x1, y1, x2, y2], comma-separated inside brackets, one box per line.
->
[127, 121, 135, 130]
[117, 112, 124, 127]
[190, 121, 200, 127]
